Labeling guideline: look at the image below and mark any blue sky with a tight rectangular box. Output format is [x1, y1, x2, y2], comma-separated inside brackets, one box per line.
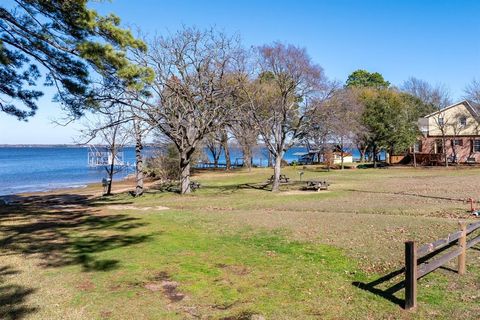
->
[1, 0, 479, 144]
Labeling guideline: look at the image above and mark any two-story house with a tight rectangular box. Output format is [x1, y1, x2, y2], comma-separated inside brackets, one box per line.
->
[416, 100, 480, 165]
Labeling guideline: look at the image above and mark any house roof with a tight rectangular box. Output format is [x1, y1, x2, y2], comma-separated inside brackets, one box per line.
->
[423, 100, 480, 120]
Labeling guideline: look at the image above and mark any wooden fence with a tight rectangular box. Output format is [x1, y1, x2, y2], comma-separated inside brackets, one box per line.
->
[404, 220, 480, 309]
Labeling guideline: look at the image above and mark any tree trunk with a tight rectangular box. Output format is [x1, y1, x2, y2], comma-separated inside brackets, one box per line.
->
[134, 139, 144, 197]
[221, 131, 231, 170]
[413, 144, 417, 168]
[443, 137, 448, 167]
[271, 153, 283, 192]
[243, 145, 252, 172]
[373, 145, 377, 168]
[358, 144, 366, 163]
[451, 140, 457, 165]
[180, 153, 191, 194]
[134, 120, 144, 197]
[106, 155, 115, 195]
[340, 137, 344, 170]
[206, 146, 219, 168]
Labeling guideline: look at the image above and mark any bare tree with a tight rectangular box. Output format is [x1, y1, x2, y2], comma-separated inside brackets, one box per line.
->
[241, 43, 329, 192]
[131, 112, 151, 196]
[326, 89, 364, 169]
[82, 106, 131, 195]
[402, 77, 451, 109]
[465, 79, 480, 104]
[204, 131, 223, 168]
[220, 129, 232, 170]
[230, 111, 259, 171]
[132, 27, 243, 194]
[402, 77, 452, 166]
[430, 111, 450, 167]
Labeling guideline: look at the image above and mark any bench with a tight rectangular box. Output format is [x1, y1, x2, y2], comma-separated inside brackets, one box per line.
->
[304, 180, 329, 191]
[269, 175, 290, 183]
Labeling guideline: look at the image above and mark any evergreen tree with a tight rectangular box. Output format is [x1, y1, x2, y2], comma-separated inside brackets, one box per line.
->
[0, 0, 152, 120]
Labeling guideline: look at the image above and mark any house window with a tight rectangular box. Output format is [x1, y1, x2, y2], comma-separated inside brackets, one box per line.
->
[459, 116, 467, 127]
[438, 117, 444, 126]
[414, 141, 421, 153]
[453, 139, 463, 147]
[473, 140, 480, 152]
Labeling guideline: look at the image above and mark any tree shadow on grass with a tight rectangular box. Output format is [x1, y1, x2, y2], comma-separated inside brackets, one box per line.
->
[200, 182, 273, 194]
[346, 188, 465, 203]
[0, 265, 37, 320]
[0, 193, 154, 317]
[147, 181, 274, 195]
[0, 193, 153, 271]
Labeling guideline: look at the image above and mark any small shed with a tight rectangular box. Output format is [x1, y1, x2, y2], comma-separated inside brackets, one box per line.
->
[332, 151, 353, 164]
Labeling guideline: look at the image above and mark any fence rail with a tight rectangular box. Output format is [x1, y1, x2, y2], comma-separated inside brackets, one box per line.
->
[404, 220, 480, 310]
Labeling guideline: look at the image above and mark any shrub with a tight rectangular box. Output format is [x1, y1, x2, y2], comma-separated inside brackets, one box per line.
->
[144, 144, 180, 181]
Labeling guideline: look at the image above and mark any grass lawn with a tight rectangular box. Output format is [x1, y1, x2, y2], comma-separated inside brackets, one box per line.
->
[0, 166, 479, 319]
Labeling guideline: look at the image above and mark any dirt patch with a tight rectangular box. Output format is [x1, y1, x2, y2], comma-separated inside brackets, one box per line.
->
[221, 311, 265, 320]
[107, 205, 169, 211]
[205, 205, 234, 211]
[100, 310, 113, 319]
[76, 279, 95, 291]
[144, 271, 185, 302]
[217, 264, 250, 276]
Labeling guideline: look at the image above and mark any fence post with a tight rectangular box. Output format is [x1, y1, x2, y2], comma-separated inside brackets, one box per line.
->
[458, 222, 467, 275]
[405, 241, 417, 310]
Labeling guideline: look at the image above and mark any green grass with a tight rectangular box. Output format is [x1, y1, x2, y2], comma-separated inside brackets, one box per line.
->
[1, 166, 480, 319]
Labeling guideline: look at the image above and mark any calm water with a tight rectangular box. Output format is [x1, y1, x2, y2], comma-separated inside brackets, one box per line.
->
[0, 147, 137, 196]
[0, 145, 365, 196]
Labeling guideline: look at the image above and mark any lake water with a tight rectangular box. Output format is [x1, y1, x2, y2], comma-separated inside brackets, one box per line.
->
[0, 147, 138, 196]
[0, 145, 366, 196]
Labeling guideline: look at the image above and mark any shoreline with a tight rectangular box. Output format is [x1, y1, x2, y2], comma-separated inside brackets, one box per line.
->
[0, 176, 155, 205]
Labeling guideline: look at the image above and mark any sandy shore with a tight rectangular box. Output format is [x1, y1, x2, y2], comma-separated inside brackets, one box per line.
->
[0, 177, 159, 205]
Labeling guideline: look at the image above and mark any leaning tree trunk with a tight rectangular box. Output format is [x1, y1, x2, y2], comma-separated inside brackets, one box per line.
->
[271, 152, 283, 192]
[180, 152, 192, 194]
[373, 145, 378, 168]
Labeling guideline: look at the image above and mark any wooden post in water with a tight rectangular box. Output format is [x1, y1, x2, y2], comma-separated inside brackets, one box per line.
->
[458, 222, 467, 275]
[405, 241, 417, 310]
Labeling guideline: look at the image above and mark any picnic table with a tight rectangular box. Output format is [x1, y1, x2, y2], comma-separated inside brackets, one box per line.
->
[268, 175, 290, 183]
[304, 180, 329, 191]
[190, 181, 201, 191]
[466, 157, 477, 165]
